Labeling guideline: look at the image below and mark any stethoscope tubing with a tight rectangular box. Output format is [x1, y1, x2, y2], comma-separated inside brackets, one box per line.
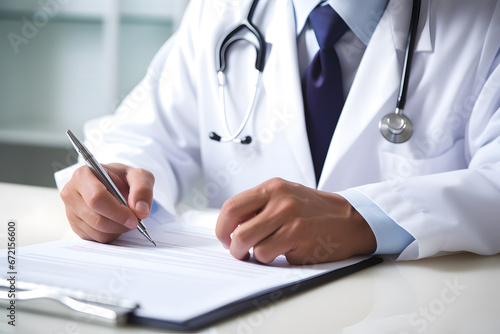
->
[213, 70, 261, 144]
[212, 0, 421, 145]
[216, 0, 266, 72]
[211, 0, 266, 144]
[397, 0, 421, 111]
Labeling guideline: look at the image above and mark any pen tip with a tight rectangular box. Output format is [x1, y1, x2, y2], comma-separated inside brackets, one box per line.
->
[144, 233, 156, 246]
[137, 220, 156, 246]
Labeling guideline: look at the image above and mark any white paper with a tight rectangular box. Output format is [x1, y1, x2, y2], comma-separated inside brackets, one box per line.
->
[4, 216, 370, 323]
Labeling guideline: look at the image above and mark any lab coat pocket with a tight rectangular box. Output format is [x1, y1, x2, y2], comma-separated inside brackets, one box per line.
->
[378, 138, 467, 181]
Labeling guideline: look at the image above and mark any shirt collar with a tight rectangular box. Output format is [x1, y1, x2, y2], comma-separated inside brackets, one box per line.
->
[292, 0, 389, 45]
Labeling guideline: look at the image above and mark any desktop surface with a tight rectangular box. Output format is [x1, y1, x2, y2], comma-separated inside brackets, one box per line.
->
[0, 182, 499, 334]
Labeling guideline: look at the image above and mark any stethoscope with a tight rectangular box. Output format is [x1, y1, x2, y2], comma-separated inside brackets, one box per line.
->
[210, 0, 421, 145]
[209, 0, 265, 144]
[379, 0, 421, 143]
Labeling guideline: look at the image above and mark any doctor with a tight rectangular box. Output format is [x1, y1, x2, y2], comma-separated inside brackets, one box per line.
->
[57, 0, 500, 264]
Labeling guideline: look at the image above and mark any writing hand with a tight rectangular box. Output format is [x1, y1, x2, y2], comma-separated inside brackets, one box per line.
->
[61, 163, 155, 243]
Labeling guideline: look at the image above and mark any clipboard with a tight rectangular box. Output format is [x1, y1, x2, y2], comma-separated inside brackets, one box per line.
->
[0, 280, 138, 326]
[0, 219, 383, 331]
[0, 256, 381, 331]
[131, 256, 382, 331]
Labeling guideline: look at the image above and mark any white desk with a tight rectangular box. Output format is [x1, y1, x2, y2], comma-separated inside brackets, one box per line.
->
[0, 182, 499, 334]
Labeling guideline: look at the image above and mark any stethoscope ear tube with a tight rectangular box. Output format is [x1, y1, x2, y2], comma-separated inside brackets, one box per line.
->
[209, 132, 222, 142]
[209, 131, 252, 144]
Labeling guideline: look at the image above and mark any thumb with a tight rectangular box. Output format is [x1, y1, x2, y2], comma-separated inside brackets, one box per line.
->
[124, 167, 155, 219]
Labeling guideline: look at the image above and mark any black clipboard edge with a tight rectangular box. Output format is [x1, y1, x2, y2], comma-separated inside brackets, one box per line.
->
[130, 256, 383, 331]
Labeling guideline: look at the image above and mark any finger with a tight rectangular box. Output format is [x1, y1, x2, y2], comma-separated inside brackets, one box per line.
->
[67, 210, 122, 244]
[228, 181, 303, 261]
[62, 175, 129, 234]
[253, 225, 336, 265]
[229, 210, 284, 260]
[74, 204, 132, 234]
[66, 211, 92, 241]
[123, 167, 155, 219]
[250, 226, 299, 264]
[75, 166, 138, 229]
[232, 195, 301, 263]
[215, 185, 272, 248]
[66, 199, 129, 234]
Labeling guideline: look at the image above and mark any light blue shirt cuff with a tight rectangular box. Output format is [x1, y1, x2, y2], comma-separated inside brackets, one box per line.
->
[337, 189, 414, 255]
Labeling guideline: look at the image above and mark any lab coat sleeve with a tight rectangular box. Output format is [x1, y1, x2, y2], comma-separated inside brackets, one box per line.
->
[354, 59, 500, 261]
[55, 0, 205, 217]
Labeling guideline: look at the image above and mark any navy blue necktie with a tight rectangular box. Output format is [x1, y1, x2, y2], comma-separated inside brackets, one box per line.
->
[302, 6, 349, 184]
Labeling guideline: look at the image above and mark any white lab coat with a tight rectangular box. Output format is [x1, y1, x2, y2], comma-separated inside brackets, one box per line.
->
[57, 0, 500, 260]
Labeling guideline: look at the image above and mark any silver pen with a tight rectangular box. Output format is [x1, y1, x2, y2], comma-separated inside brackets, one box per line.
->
[66, 130, 156, 246]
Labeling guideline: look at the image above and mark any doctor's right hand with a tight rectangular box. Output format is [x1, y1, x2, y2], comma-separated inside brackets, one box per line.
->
[60, 163, 155, 243]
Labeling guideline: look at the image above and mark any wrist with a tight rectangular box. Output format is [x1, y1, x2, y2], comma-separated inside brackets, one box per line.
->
[349, 204, 377, 255]
[325, 192, 377, 257]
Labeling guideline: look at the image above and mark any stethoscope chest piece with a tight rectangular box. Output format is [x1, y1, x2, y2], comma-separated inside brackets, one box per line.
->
[379, 112, 413, 143]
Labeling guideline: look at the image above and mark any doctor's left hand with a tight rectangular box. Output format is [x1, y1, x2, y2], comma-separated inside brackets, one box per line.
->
[215, 178, 376, 265]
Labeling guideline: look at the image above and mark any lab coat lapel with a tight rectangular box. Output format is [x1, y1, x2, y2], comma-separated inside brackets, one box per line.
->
[261, 0, 316, 188]
[319, 0, 431, 189]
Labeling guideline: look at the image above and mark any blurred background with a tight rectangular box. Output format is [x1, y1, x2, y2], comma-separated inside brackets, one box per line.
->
[0, 0, 189, 187]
